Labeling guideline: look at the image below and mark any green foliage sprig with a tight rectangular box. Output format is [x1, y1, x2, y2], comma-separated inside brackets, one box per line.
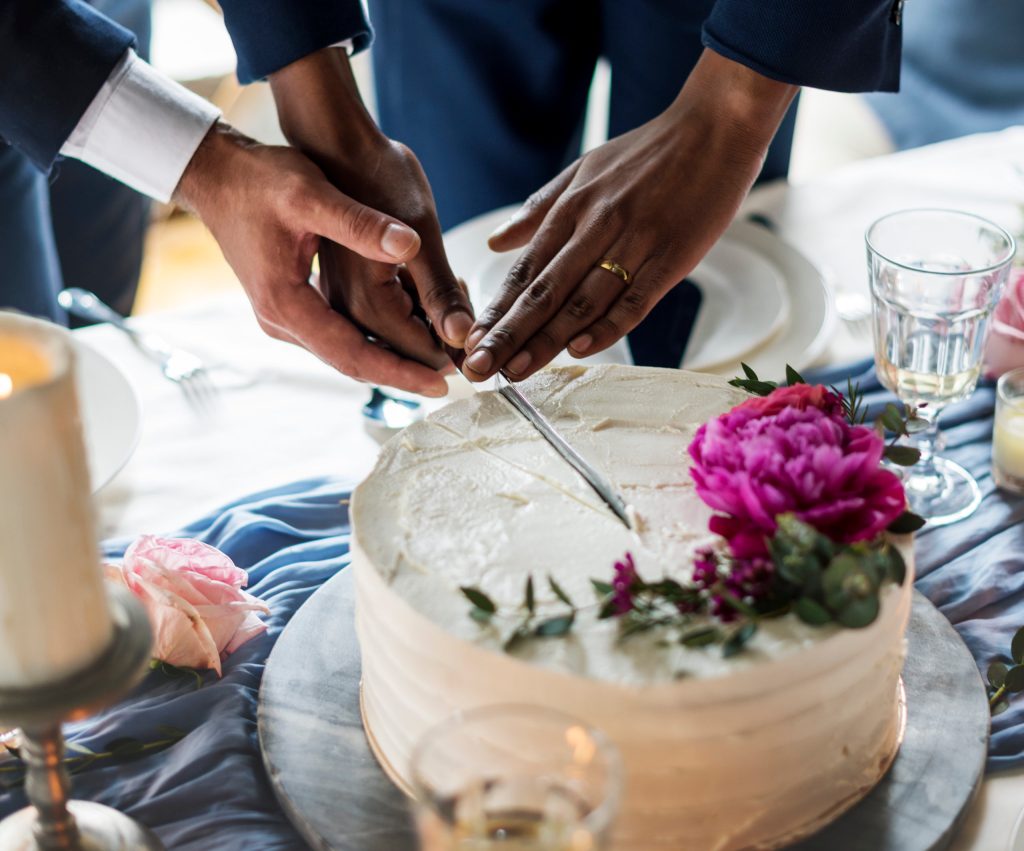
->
[461, 574, 577, 652]
[987, 626, 1024, 716]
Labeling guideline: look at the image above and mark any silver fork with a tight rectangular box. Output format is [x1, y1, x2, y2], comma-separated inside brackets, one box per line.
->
[58, 288, 218, 414]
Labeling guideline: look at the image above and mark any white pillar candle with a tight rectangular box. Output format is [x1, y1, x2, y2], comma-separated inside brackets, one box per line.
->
[0, 313, 113, 688]
[994, 410, 1024, 479]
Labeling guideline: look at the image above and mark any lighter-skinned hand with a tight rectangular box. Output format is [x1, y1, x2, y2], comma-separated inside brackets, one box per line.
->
[461, 50, 798, 382]
[173, 121, 451, 397]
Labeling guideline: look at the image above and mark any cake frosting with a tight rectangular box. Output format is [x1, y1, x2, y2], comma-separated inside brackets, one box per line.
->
[353, 364, 912, 850]
[0, 313, 114, 689]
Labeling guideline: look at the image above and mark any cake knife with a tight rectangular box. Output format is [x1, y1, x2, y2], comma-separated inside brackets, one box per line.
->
[495, 371, 632, 529]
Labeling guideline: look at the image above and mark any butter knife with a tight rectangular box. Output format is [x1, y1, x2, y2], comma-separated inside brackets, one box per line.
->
[495, 371, 632, 529]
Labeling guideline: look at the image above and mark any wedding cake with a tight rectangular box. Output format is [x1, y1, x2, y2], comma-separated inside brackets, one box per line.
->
[352, 364, 912, 850]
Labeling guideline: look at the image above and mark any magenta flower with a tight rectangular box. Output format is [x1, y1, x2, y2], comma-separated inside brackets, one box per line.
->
[689, 385, 906, 558]
[612, 552, 638, 614]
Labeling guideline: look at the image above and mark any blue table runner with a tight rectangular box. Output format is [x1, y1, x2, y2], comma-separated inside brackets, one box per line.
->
[1, 361, 1022, 850]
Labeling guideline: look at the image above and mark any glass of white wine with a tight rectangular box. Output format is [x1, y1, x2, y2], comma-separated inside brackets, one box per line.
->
[411, 705, 622, 851]
[867, 208, 1015, 525]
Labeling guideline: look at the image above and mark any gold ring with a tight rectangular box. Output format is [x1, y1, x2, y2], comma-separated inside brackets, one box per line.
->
[597, 258, 631, 284]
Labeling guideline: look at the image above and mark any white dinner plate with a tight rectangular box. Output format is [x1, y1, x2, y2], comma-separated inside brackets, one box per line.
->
[73, 340, 141, 492]
[443, 205, 832, 380]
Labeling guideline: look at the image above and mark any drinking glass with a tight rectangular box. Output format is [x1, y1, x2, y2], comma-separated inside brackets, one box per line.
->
[411, 705, 622, 851]
[867, 209, 1015, 525]
[993, 366, 1024, 495]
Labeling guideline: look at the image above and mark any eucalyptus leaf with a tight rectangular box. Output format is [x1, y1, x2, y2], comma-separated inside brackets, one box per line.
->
[883, 445, 921, 467]
[591, 579, 614, 598]
[503, 627, 529, 653]
[470, 607, 494, 625]
[880, 403, 906, 434]
[887, 546, 907, 585]
[722, 622, 757, 658]
[989, 661, 1009, 689]
[525, 576, 535, 614]
[548, 575, 575, 609]
[836, 595, 880, 629]
[905, 416, 930, 434]
[1012, 627, 1024, 665]
[992, 699, 1011, 716]
[460, 587, 496, 614]
[1006, 666, 1024, 693]
[888, 512, 927, 534]
[598, 597, 620, 620]
[794, 597, 832, 626]
[534, 613, 575, 637]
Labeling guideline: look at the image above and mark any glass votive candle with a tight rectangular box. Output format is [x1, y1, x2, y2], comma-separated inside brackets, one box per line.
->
[411, 705, 622, 851]
[993, 367, 1024, 494]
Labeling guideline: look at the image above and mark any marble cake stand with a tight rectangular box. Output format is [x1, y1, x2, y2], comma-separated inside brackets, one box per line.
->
[258, 570, 989, 851]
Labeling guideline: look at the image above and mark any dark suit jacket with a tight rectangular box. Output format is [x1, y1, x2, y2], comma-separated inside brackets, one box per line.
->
[0, 0, 900, 176]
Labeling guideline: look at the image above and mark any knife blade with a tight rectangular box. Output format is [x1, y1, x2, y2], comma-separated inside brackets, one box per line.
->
[495, 371, 632, 529]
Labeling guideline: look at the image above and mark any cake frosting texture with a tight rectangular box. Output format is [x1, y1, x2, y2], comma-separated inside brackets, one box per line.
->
[353, 365, 912, 849]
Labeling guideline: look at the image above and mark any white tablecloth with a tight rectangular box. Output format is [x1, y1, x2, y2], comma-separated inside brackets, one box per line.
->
[84, 127, 1024, 851]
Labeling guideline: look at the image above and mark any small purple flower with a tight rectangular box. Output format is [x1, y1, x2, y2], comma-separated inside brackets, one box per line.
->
[612, 552, 638, 614]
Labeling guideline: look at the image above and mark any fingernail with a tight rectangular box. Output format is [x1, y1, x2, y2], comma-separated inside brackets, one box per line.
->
[465, 349, 493, 374]
[442, 310, 473, 346]
[421, 383, 448, 399]
[507, 351, 532, 375]
[569, 334, 592, 355]
[466, 328, 487, 351]
[381, 223, 419, 260]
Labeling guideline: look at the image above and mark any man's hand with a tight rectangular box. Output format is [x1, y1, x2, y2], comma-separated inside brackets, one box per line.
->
[173, 121, 451, 396]
[270, 48, 475, 362]
[460, 50, 798, 382]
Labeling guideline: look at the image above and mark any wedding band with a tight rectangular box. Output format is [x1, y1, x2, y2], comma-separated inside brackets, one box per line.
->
[598, 259, 631, 284]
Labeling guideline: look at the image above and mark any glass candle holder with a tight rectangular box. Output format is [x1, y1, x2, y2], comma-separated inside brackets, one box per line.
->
[994, 367, 1024, 494]
[411, 705, 622, 851]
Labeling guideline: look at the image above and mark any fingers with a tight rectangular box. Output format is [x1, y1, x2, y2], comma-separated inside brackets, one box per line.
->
[306, 180, 423, 265]
[259, 279, 450, 397]
[503, 252, 635, 379]
[404, 227, 476, 347]
[568, 256, 675, 358]
[487, 161, 581, 252]
[463, 219, 615, 382]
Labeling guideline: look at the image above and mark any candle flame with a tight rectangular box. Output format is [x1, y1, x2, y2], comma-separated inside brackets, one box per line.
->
[0, 374, 12, 400]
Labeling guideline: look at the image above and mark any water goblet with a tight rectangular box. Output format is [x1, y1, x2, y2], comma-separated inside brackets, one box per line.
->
[867, 208, 1015, 525]
[411, 704, 622, 851]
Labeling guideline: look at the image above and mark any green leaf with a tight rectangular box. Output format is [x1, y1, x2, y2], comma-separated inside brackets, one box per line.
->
[836, 595, 880, 629]
[887, 545, 907, 585]
[548, 575, 574, 609]
[992, 698, 1011, 716]
[785, 365, 806, 386]
[105, 738, 146, 758]
[534, 613, 575, 637]
[882, 403, 906, 433]
[525, 575, 535, 614]
[722, 622, 757, 658]
[742, 362, 758, 380]
[1006, 666, 1024, 693]
[794, 597, 833, 626]
[884, 445, 922, 467]
[1012, 627, 1024, 665]
[503, 625, 530, 652]
[680, 626, 721, 648]
[460, 587, 496, 614]
[598, 597, 620, 620]
[591, 579, 614, 598]
[65, 741, 96, 756]
[470, 607, 494, 625]
[887, 512, 927, 534]
[989, 661, 1009, 689]
[905, 416, 930, 434]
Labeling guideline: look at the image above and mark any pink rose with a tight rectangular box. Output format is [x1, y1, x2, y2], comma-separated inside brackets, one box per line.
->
[985, 268, 1024, 379]
[105, 536, 269, 676]
[689, 386, 906, 558]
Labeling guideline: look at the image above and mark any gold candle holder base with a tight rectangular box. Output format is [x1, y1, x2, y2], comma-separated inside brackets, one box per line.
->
[0, 587, 162, 850]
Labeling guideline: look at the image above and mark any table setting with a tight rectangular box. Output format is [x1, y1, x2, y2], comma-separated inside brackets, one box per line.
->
[2, 128, 1024, 851]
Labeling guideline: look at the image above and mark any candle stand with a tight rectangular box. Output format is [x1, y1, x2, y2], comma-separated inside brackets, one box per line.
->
[0, 587, 162, 850]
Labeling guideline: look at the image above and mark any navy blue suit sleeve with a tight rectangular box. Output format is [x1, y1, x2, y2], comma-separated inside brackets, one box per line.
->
[702, 0, 902, 93]
[0, 0, 134, 172]
[218, 0, 372, 84]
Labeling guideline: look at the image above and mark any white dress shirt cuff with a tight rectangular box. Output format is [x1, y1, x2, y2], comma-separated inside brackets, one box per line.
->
[60, 50, 221, 203]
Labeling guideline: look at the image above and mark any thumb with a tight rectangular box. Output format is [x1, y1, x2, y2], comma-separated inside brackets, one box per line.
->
[307, 181, 422, 264]
[487, 160, 581, 252]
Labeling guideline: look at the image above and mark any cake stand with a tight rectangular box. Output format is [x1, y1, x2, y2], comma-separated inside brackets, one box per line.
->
[258, 569, 989, 851]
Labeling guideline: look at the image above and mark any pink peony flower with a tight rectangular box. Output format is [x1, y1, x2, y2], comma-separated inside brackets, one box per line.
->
[689, 386, 906, 558]
[985, 268, 1024, 379]
[105, 536, 270, 676]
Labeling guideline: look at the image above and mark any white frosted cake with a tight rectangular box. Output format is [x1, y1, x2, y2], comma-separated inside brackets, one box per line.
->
[352, 364, 912, 850]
